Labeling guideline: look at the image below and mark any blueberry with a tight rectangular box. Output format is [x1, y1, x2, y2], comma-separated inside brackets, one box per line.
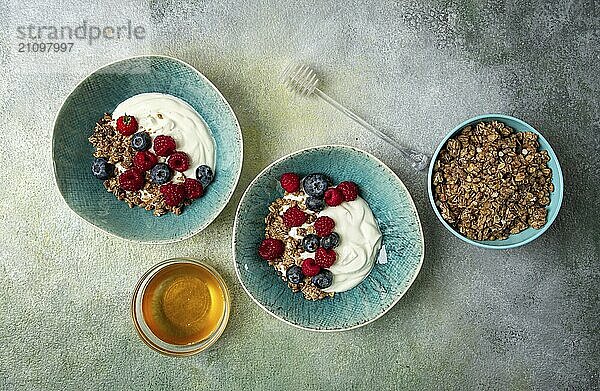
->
[311, 270, 333, 289]
[302, 173, 329, 198]
[196, 165, 214, 187]
[302, 234, 320, 253]
[286, 265, 304, 284]
[306, 196, 325, 212]
[131, 132, 151, 151]
[91, 157, 114, 180]
[150, 163, 172, 185]
[320, 232, 340, 250]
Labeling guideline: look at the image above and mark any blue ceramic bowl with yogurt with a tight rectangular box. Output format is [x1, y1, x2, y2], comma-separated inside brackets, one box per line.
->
[233, 145, 424, 331]
[427, 114, 563, 249]
[52, 55, 243, 243]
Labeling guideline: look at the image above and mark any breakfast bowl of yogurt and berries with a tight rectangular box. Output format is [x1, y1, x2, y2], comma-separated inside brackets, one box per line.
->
[53, 55, 242, 243]
[233, 145, 424, 331]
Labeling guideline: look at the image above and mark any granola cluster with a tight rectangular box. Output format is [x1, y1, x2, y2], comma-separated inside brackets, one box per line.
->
[432, 121, 554, 241]
[264, 195, 333, 301]
[88, 114, 187, 216]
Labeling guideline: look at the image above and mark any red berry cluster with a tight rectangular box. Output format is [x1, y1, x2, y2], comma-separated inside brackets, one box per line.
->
[115, 115, 203, 208]
[337, 181, 359, 202]
[264, 173, 361, 286]
[324, 181, 359, 206]
[133, 150, 157, 171]
[159, 178, 204, 207]
[312, 216, 337, 268]
[258, 238, 285, 260]
[324, 188, 344, 206]
[153, 135, 176, 157]
[168, 151, 190, 172]
[278, 173, 359, 208]
[153, 135, 190, 173]
[119, 168, 145, 192]
[116, 114, 138, 136]
[283, 206, 307, 228]
[160, 183, 186, 206]
[301, 258, 321, 276]
[314, 247, 336, 268]
[280, 173, 300, 193]
[314, 216, 335, 237]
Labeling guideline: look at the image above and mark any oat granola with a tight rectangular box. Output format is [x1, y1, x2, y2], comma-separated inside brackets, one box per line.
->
[432, 121, 554, 241]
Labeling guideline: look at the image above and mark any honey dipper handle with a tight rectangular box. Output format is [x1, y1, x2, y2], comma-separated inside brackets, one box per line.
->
[314, 87, 429, 171]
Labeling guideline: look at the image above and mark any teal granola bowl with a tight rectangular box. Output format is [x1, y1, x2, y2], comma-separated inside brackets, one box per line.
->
[233, 145, 424, 331]
[52, 55, 243, 243]
[427, 114, 563, 249]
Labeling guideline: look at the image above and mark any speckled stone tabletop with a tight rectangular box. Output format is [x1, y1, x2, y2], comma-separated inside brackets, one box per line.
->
[1, 1, 598, 390]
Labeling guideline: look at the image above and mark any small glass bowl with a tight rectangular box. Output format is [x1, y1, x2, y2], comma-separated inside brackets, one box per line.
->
[131, 258, 230, 356]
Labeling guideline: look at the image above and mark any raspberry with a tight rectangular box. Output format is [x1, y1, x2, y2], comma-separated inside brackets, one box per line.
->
[153, 135, 176, 156]
[183, 178, 203, 199]
[258, 238, 285, 260]
[324, 187, 344, 206]
[337, 181, 359, 201]
[116, 115, 138, 136]
[118, 168, 144, 191]
[315, 247, 336, 268]
[314, 216, 335, 237]
[160, 183, 185, 206]
[167, 151, 189, 172]
[133, 151, 158, 172]
[280, 173, 300, 193]
[301, 258, 321, 277]
[283, 206, 307, 228]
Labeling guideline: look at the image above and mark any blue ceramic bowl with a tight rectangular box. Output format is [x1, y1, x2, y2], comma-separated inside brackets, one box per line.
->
[233, 145, 424, 331]
[52, 55, 243, 243]
[427, 114, 563, 249]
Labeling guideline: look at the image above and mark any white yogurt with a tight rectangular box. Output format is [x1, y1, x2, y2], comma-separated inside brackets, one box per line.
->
[112, 93, 216, 179]
[318, 197, 382, 293]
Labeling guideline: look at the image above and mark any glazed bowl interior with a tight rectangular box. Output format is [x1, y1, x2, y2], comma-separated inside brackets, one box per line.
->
[52, 55, 242, 243]
[427, 114, 563, 249]
[233, 145, 424, 331]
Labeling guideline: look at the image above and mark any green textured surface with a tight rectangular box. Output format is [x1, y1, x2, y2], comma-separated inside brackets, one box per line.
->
[53, 56, 243, 243]
[0, 0, 598, 390]
[234, 146, 423, 330]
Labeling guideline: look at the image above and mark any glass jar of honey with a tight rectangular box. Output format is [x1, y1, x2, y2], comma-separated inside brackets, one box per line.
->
[131, 258, 230, 356]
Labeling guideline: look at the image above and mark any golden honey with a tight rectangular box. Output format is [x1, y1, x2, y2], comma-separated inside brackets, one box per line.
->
[141, 262, 226, 345]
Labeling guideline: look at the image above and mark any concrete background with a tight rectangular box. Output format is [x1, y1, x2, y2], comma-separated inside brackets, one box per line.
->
[0, 0, 598, 389]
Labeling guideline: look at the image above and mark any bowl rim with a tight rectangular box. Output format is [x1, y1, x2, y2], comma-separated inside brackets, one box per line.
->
[51, 54, 243, 244]
[427, 113, 564, 249]
[232, 144, 425, 332]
